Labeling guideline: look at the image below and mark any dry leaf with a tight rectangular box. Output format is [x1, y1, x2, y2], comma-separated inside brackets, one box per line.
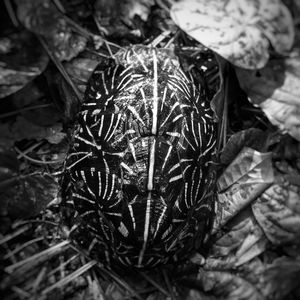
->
[220, 129, 269, 166]
[0, 116, 66, 146]
[261, 256, 300, 299]
[252, 176, 300, 245]
[236, 57, 300, 141]
[170, 0, 294, 69]
[10, 116, 66, 144]
[209, 208, 268, 267]
[214, 147, 274, 232]
[196, 268, 264, 300]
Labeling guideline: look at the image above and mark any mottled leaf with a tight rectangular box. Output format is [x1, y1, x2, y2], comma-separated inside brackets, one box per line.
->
[0, 31, 49, 98]
[214, 147, 274, 232]
[252, 175, 300, 245]
[170, 0, 294, 69]
[236, 57, 300, 141]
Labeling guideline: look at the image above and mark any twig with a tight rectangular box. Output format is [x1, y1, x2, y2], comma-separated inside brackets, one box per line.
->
[217, 64, 229, 152]
[15, 146, 65, 165]
[163, 269, 176, 299]
[150, 31, 172, 47]
[38, 36, 82, 102]
[16, 141, 44, 160]
[15, 219, 59, 227]
[51, 0, 66, 14]
[4, 0, 19, 27]
[0, 104, 52, 119]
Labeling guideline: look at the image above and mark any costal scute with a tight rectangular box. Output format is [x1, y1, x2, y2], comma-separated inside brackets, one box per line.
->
[63, 45, 218, 268]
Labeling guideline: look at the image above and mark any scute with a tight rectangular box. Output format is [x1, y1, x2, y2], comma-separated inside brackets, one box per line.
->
[63, 45, 218, 268]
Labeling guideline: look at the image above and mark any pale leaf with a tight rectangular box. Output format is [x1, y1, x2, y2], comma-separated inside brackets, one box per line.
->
[170, 0, 294, 69]
[252, 176, 300, 245]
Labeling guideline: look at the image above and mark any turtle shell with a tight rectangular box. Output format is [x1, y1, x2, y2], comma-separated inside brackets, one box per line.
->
[63, 45, 218, 268]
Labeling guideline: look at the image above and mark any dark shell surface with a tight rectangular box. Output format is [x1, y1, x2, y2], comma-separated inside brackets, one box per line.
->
[63, 45, 218, 268]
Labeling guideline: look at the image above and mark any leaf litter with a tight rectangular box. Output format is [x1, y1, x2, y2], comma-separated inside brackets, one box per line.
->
[0, 0, 300, 299]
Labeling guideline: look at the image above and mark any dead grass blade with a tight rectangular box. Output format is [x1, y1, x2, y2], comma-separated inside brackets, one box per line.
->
[0, 225, 31, 246]
[5, 240, 70, 274]
[140, 271, 170, 297]
[41, 260, 98, 296]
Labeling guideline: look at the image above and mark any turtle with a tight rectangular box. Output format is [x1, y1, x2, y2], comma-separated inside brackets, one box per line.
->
[62, 44, 219, 269]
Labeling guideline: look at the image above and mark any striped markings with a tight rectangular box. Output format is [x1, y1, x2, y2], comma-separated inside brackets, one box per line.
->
[67, 45, 217, 267]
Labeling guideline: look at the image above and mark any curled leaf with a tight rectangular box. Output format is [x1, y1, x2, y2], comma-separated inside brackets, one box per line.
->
[170, 0, 294, 69]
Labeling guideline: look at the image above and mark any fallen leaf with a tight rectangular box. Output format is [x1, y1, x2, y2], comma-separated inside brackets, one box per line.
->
[252, 175, 300, 245]
[196, 268, 264, 300]
[64, 57, 99, 94]
[94, 0, 154, 36]
[186, 289, 218, 300]
[0, 147, 19, 182]
[236, 57, 300, 141]
[170, 0, 294, 69]
[0, 174, 58, 219]
[15, 0, 87, 61]
[0, 116, 66, 145]
[0, 31, 49, 98]
[220, 129, 269, 166]
[209, 208, 268, 267]
[214, 147, 274, 232]
[261, 256, 300, 300]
